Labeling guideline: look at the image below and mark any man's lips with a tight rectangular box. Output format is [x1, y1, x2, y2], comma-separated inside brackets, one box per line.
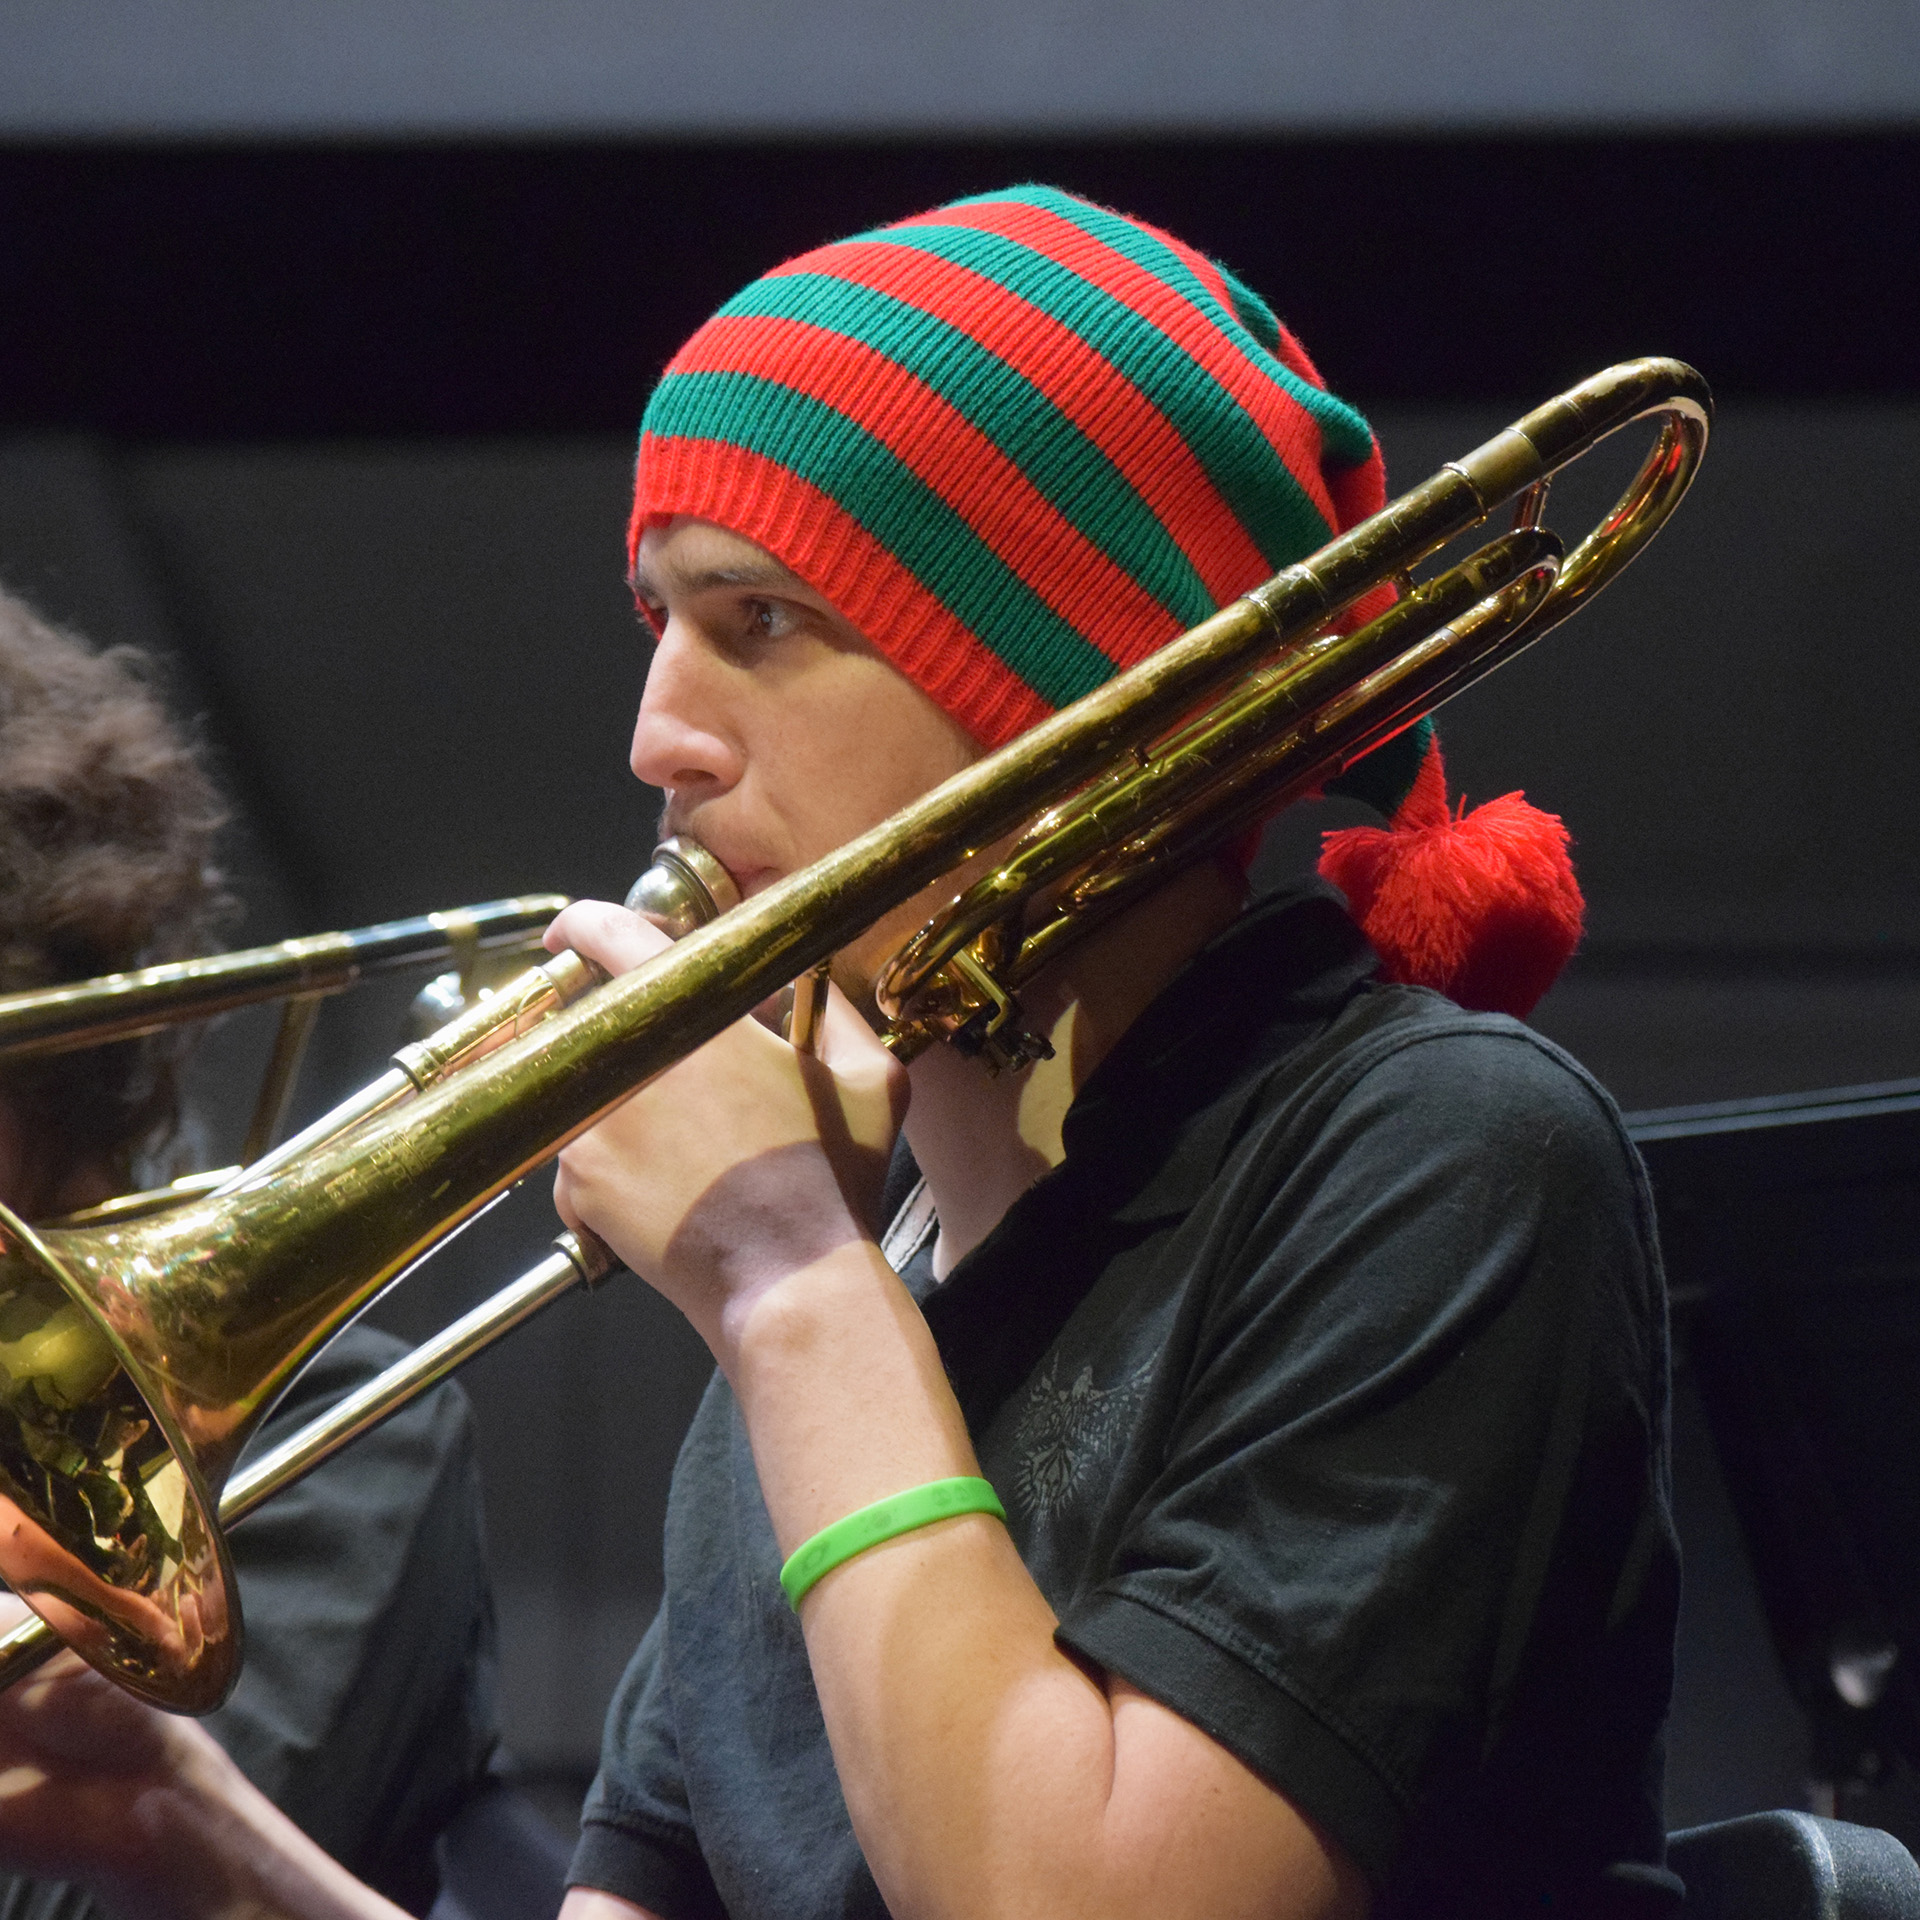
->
[727, 864, 780, 899]
[658, 818, 777, 900]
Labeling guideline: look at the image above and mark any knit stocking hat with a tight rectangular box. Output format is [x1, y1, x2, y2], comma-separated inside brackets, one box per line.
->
[631, 185, 1581, 1018]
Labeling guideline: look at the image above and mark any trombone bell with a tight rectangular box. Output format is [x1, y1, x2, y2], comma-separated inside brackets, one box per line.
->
[0, 845, 748, 1715]
[0, 1204, 235, 1712]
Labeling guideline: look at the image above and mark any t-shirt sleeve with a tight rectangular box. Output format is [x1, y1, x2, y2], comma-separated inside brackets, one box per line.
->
[1056, 1024, 1673, 1886]
[571, 1602, 727, 1920]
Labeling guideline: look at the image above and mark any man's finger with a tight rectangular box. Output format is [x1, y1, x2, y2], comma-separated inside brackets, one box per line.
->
[543, 900, 674, 975]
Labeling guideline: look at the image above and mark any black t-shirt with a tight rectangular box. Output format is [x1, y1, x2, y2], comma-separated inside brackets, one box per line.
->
[571, 883, 1682, 1919]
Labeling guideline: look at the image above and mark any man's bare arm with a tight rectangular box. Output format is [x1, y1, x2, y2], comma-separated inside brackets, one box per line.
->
[728, 1239, 1367, 1920]
[550, 905, 1369, 1920]
[0, 1599, 408, 1920]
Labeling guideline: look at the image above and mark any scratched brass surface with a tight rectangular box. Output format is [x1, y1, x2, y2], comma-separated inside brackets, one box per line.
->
[0, 361, 1709, 1711]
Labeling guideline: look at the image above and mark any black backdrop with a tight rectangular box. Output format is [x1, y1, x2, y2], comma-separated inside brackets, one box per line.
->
[3, 131, 1915, 441]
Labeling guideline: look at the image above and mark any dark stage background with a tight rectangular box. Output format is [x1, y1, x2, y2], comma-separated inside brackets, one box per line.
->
[4, 132, 1916, 441]
[3, 130, 1917, 1827]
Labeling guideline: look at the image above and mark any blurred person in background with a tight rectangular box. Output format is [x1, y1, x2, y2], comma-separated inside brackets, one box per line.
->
[0, 586, 500, 1917]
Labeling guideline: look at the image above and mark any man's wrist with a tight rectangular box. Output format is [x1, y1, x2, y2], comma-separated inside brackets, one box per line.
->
[723, 1240, 982, 1553]
[714, 1231, 888, 1377]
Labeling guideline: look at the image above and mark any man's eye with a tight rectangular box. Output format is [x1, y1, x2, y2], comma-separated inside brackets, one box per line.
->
[742, 598, 796, 642]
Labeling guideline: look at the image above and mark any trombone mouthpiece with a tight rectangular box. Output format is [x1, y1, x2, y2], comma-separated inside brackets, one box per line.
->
[625, 837, 741, 937]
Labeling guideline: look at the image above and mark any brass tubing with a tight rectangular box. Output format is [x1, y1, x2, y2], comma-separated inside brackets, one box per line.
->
[33, 363, 1692, 1455]
[0, 1232, 612, 1693]
[873, 527, 1562, 1024]
[30, 360, 1712, 1462]
[1007, 558, 1568, 990]
[229, 948, 608, 1190]
[786, 960, 833, 1056]
[870, 370, 1707, 1052]
[0, 1615, 54, 1691]
[215, 1234, 609, 1515]
[239, 994, 326, 1164]
[33, 948, 607, 1225]
[979, 566, 1559, 998]
[0, 895, 570, 1062]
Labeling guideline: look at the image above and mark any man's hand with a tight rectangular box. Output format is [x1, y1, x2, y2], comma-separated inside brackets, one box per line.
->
[0, 1597, 407, 1920]
[0, 1596, 222, 1903]
[545, 901, 908, 1362]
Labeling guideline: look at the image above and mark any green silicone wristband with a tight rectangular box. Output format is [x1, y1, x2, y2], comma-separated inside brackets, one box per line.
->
[779, 1476, 1007, 1610]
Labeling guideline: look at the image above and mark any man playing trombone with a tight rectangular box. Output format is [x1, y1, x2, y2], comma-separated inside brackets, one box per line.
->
[0, 188, 1678, 1920]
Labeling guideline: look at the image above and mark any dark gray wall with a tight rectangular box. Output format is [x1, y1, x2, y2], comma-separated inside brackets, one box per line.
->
[1383, 402, 1920, 1111]
[5, 399, 1915, 1796]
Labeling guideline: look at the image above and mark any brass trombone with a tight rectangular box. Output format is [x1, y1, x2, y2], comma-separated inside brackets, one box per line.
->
[0, 895, 570, 1169]
[0, 358, 1711, 1712]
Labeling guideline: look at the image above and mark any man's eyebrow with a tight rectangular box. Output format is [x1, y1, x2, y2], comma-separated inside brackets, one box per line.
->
[627, 559, 807, 601]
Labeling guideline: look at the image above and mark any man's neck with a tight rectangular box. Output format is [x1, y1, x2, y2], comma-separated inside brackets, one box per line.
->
[899, 859, 1245, 1279]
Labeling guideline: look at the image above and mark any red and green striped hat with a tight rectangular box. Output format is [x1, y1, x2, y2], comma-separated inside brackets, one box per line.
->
[632, 188, 1397, 747]
[631, 185, 1583, 1017]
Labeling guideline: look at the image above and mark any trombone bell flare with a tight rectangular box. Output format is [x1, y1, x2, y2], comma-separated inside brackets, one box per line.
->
[0, 1228, 614, 1704]
[0, 1203, 236, 1712]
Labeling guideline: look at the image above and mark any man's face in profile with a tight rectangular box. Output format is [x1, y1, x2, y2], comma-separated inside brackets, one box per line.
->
[628, 515, 981, 985]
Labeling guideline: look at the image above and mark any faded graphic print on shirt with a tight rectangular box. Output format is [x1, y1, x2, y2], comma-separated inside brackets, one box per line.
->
[1011, 1356, 1154, 1518]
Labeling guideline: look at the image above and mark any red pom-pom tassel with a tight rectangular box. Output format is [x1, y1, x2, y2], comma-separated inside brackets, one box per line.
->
[1317, 742, 1584, 1020]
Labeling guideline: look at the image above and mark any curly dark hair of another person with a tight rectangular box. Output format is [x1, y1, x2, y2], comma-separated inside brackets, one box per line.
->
[0, 587, 237, 1206]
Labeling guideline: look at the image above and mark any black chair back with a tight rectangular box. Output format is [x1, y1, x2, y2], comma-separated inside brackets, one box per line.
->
[1672, 1810, 1920, 1919]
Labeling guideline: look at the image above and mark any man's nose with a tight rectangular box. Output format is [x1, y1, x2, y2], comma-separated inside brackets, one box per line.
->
[629, 628, 745, 795]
